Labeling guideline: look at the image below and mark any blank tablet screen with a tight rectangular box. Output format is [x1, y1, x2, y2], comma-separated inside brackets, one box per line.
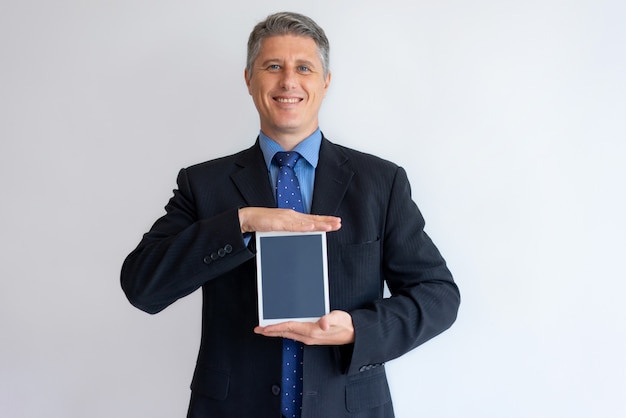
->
[256, 231, 329, 325]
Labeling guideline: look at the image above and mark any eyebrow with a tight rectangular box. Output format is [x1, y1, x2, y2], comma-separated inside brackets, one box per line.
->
[258, 59, 280, 68]
[258, 59, 318, 69]
[296, 60, 317, 69]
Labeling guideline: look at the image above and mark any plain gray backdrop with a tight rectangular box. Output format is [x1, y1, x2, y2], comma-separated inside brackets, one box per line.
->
[1, 1, 625, 417]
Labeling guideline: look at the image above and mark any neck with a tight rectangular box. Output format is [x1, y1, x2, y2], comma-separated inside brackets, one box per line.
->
[261, 128, 319, 151]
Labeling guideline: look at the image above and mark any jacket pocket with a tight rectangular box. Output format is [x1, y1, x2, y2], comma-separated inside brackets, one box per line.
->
[340, 237, 381, 278]
[190, 365, 230, 401]
[332, 239, 382, 310]
[345, 369, 392, 413]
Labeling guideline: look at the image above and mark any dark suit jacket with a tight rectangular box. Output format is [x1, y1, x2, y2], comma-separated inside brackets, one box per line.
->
[121, 136, 460, 418]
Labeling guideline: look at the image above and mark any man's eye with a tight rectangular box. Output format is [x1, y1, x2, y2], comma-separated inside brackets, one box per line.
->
[267, 64, 281, 70]
[298, 66, 310, 72]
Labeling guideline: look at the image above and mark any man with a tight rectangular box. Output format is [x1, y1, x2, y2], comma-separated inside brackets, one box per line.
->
[121, 11, 460, 418]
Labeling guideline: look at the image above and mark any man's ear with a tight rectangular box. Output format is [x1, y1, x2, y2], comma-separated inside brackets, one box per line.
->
[244, 69, 252, 93]
[323, 71, 332, 96]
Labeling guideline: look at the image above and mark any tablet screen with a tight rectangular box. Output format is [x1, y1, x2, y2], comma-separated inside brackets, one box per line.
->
[256, 231, 330, 326]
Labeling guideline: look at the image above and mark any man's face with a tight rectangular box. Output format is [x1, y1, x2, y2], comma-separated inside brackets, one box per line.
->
[245, 35, 331, 144]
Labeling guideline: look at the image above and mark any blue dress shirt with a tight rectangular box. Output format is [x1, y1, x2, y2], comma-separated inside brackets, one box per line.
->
[259, 129, 322, 214]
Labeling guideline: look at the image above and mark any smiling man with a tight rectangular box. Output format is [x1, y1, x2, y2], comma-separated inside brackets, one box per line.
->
[121, 12, 460, 418]
[245, 34, 331, 150]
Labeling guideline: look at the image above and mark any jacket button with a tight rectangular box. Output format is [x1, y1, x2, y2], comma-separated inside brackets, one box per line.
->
[210, 252, 219, 261]
[218, 248, 226, 257]
[224, 244, 232, 253]
[203, 255, 211, 265]
[271, 384, 281, 396]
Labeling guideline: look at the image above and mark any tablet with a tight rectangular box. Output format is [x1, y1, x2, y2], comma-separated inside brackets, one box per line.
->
[255, 231, 330, 326]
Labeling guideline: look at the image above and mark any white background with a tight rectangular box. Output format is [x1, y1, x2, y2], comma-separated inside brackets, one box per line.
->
[1, 1, 625, 417]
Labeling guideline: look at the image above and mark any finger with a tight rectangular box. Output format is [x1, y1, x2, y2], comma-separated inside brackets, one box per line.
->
[295, 215, 341, 232]
[318, 315, 331, 331]
[242, 208, 341, 233]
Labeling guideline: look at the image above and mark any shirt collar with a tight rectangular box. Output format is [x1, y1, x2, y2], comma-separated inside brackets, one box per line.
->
[259, 129, 322, 169]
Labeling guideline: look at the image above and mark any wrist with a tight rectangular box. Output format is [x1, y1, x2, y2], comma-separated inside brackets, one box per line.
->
[238, 208, 249, 233]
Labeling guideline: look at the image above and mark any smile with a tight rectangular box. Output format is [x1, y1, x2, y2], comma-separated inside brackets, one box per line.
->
[275, 97, 302, 103]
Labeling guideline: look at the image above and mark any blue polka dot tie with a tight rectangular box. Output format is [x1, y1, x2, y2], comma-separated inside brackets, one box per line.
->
[274, 151, 304, 213]
[273, 151, 304, 418]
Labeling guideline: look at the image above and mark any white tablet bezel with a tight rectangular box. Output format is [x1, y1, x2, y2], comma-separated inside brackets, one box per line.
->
[255, 231, 330, 326]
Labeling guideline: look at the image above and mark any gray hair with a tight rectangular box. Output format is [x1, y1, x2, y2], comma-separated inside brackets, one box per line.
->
[246, 12, 330, 78]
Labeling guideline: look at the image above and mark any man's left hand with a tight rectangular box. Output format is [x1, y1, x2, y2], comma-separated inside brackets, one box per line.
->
[254, 310, 355, 345]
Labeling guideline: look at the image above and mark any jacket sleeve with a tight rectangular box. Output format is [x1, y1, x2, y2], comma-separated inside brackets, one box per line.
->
[346, 166, 460, 375]
[121, 168, 255, 314]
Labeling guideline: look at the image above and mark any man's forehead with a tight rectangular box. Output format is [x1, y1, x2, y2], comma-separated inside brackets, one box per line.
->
[256, 35, 321, 63]
[258, 35, 318, 52]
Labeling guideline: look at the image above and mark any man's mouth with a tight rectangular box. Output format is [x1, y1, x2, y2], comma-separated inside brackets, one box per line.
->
[274, 97, 302, 103]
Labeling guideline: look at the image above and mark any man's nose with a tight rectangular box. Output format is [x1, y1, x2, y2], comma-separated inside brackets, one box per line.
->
[280, 70, 297, 90]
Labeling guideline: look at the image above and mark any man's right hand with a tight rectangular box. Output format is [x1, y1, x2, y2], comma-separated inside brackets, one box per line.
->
[238, 207, 341, 233]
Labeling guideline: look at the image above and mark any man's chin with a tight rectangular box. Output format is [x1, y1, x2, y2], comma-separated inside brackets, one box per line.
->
[267, 122, 305, 136]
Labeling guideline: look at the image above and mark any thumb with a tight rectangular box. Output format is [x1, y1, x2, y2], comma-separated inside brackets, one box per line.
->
[318, 313, 332, 331]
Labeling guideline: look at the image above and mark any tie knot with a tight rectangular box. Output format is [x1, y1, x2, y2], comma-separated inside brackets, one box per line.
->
[273, 151, 301, 169]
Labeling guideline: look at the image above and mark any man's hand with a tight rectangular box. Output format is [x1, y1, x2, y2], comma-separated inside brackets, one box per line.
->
[253, 310, 355, 346]
[238, 207, 341, 233]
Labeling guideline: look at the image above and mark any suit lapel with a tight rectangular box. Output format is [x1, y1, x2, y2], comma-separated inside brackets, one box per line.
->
[311, 138, 354, 215]
[230, 137, 353, 213]
[230, 141, 276, 208]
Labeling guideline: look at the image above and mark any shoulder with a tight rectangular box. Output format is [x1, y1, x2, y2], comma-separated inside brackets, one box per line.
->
[321, 137, 401, 177]
[183, 143, 260, 176]
[169, 143, 263, 194]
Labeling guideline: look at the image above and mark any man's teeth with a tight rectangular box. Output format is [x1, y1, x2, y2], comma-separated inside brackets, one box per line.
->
[276, 98, 300, 103]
